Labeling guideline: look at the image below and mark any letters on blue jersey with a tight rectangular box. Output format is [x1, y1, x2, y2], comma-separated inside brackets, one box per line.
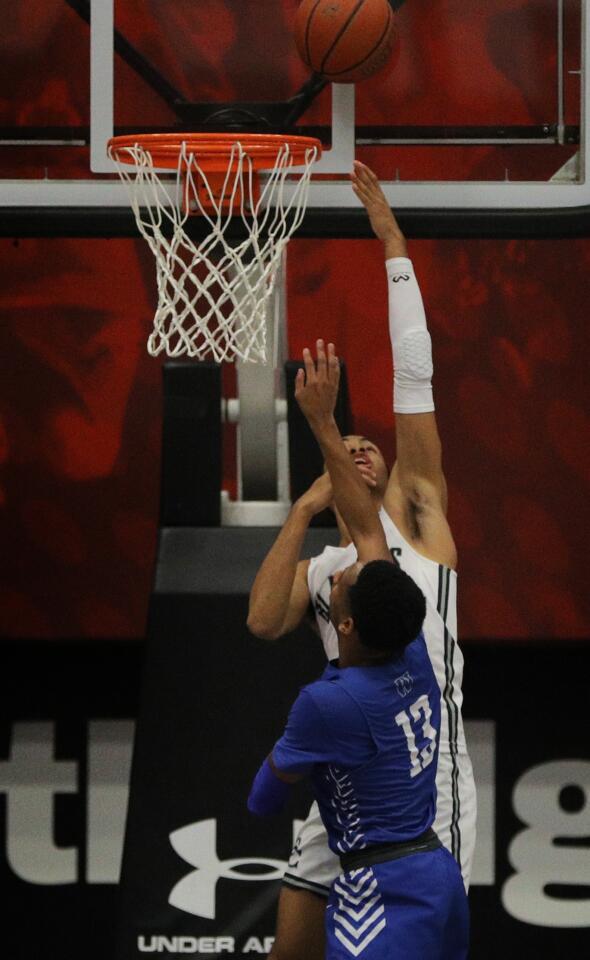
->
[272, 633, 441, 854]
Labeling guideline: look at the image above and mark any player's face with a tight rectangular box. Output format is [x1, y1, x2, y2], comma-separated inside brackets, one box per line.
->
[342, 435, 389, 493]
[330, 561, 363, 631]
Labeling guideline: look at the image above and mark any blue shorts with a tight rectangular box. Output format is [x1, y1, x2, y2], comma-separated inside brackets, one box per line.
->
[325, 847, 469, 960]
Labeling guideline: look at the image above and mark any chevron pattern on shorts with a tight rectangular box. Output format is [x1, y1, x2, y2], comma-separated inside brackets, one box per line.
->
[333, 868, 386, 957]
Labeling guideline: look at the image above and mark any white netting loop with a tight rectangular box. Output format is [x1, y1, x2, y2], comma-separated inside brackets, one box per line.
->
[108, 137, 319, 363]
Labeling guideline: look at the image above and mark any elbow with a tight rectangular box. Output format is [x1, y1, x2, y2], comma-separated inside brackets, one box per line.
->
[246, 616, 282, 642]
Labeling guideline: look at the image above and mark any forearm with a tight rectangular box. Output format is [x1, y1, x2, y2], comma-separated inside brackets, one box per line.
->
[247, 502, 311, 639]
[386, 257, 445, 495]
[387, 257, 435, 415]
[384, 236, 408, 260]
[383, 215, 408, 261]
[247, 756, 291, 816]
[309, 417, 380, 542]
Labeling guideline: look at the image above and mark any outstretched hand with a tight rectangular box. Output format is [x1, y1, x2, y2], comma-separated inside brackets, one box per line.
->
[351, 161, 406, 253]
[295, 339, 340, 428]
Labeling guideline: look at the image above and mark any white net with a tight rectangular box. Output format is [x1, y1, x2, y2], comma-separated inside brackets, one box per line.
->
[108, 138, 319, 363]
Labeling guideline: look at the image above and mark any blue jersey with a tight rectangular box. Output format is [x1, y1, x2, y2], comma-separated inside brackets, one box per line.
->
[273, 633, 441, 857]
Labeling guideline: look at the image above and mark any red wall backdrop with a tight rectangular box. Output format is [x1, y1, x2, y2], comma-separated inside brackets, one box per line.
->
[0, 0, 588, 640]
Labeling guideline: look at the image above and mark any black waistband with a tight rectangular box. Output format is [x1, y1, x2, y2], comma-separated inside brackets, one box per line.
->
[339, 828, 441, 872]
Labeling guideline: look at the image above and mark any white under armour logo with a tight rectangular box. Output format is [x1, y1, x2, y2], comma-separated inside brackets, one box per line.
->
[169, 819, 287, 919]
[394, 672, 413, 697]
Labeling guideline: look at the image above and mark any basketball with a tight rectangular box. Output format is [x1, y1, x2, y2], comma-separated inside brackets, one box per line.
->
[294, 0, 395, 84]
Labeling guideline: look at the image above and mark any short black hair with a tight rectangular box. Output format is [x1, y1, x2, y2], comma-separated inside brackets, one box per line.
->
[347, 560, 426, 655]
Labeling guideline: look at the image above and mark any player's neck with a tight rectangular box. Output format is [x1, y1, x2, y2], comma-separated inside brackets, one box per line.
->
[335, 494, 383, 548]
[339, 642, 391, 669]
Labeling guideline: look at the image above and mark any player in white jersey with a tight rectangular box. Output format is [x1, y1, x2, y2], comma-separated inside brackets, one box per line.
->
[247, 162, 476, 960]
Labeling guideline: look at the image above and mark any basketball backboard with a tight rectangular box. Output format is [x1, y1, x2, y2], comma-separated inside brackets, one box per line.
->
[0, 0, 587, 236]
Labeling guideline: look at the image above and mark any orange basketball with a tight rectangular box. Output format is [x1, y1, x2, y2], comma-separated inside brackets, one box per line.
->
[294, 0, 395, 84]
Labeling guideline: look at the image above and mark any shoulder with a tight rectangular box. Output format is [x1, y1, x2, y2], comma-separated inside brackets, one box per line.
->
[302, 677, 363, 727]
[402, 632, 439, 687]
[302, 676, 346, 707]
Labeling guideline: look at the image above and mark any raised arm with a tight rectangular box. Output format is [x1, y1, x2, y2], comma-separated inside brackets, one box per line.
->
[295, 341, 391, 565]
[351, 161, 456, 569]
[247, 473, 333, 640]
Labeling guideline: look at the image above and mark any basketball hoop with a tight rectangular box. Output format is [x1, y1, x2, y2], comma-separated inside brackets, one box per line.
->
[107, 133, 322, 363]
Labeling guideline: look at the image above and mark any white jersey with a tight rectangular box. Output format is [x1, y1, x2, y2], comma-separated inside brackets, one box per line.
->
[307, 507, 467, 756]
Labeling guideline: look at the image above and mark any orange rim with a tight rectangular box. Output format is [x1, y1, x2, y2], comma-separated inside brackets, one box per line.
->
[107, 132, 322, 171]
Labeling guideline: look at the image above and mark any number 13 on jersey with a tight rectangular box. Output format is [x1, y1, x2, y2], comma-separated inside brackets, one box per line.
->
[395, 694, 438, 778]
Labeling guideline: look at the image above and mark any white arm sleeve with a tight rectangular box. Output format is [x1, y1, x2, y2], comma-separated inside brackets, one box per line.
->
[386, 257, 435, 414]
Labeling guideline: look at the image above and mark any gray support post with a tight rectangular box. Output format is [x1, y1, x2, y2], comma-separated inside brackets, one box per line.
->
[221, 251, 290, 524]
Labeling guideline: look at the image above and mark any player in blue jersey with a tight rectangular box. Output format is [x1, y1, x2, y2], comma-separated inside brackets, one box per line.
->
[248, 342, 469, 959]
[248, 174, 476, 960]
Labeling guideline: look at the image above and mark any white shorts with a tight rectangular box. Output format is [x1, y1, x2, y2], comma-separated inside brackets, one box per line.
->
[283, 751, 476, 897]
